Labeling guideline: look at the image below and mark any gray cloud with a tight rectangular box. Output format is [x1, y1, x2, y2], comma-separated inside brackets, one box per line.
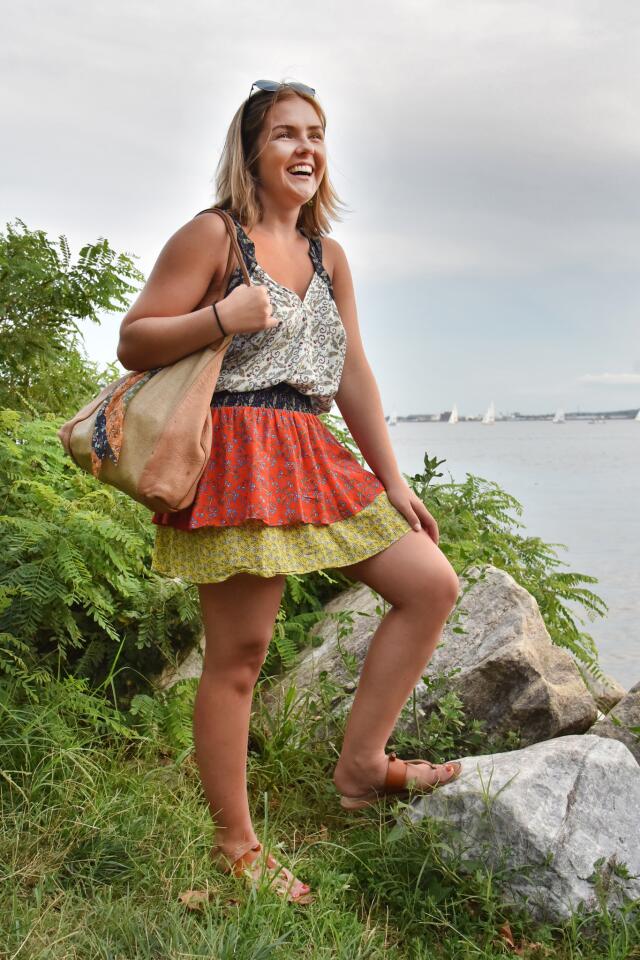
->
[1, 0, 639, 414]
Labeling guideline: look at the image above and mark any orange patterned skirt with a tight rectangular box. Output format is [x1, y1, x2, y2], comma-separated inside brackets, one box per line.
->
[150, 383, 412, 583]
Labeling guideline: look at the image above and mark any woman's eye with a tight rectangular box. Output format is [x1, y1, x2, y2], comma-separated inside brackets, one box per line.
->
[275, 131, 323, 140]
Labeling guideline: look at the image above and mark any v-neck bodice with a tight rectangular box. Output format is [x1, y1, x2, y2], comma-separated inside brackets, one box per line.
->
[230, 215, 324, 305]
[209, 209, 347, 416]
[229, 213, 334, 305]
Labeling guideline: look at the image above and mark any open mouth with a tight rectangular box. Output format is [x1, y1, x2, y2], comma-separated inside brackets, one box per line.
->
[287, 164, 314, 178]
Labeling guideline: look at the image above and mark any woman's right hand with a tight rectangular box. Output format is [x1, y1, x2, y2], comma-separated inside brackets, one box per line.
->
[214, 283, 279, 336]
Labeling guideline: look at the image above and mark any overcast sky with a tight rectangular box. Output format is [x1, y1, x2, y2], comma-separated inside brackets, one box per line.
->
[2, 0, 640, 417]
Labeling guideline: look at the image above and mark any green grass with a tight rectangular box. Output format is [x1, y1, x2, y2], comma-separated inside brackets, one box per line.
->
[1, 677, 639, 959]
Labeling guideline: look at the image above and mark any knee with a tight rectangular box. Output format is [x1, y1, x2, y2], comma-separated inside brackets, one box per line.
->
[418, 561, 460, 618]
[442, 564, 461, 611]
[202, 634, 271, 694]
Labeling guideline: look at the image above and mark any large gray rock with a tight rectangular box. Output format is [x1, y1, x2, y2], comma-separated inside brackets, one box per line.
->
[402, 734, 640, 922]
[590, 682, 640, 763]
[271, 565, 598, 746]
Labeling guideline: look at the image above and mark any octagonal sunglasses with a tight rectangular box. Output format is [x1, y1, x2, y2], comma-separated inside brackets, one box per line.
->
[247, 79, 316, 100]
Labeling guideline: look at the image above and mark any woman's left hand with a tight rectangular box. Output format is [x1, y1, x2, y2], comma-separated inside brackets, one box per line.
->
[384, 478, 439, 545]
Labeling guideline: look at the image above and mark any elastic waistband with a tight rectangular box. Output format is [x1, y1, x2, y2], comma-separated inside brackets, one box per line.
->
[211, 382, 315, 412]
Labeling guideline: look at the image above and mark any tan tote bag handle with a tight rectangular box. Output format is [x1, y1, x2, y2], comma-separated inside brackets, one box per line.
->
[58, 207, 253, 513]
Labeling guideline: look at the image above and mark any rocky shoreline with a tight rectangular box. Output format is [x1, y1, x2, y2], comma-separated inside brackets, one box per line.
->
[157, 564, 640, 922]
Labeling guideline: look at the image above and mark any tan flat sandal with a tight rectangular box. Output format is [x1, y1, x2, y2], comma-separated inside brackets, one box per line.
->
[211, 840, 314, 904]
[338, 750, 463, 811]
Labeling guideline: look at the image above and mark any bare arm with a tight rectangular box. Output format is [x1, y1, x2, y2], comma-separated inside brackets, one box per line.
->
[327, 237, 438, 540]
[116, 214, 232, 371]
[328, 238, 404, 488]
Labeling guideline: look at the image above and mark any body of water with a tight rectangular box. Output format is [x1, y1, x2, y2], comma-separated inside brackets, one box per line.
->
[388, 420, 639, 689]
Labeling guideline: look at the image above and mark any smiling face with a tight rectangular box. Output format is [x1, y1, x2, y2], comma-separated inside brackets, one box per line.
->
[253, 94, 326, 211]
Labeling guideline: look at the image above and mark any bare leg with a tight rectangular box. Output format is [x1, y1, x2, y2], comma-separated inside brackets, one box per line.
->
[333, 528, 461, 797]
[194, 572, 285, 861]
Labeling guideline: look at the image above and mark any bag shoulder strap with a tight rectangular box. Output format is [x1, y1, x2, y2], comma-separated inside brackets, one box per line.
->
[193, 207, 251, 289]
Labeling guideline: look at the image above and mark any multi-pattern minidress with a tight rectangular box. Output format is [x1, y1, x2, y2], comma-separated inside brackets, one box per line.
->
[149, 209, 413, 584]
[150, 382, 412, 583]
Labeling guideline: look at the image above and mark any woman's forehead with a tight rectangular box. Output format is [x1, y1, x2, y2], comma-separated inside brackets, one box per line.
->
[266, 96, 322, 128]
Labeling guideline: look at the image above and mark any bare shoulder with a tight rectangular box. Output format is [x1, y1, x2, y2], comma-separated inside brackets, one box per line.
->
[121, 210, 232, 326]
[188, 208, 231, 242]
[164, 209, 230, 270]
[320, 235, 369, 379]
[318, 236, 355, 308]
[318, 235, 350, 284]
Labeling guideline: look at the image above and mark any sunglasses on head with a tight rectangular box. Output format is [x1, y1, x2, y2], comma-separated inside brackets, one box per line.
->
[247, 79, 316, 101]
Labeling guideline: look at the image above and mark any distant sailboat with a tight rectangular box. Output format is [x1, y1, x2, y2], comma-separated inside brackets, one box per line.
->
[388, 410, 397, 426]
[482, 401, 496, 424]
[448, 404, 459, 424]
[552, 408, 565, 423]
[636, 409, 640, 421]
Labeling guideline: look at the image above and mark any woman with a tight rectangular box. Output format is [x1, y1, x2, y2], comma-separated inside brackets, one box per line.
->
[117, 79, 462, 905]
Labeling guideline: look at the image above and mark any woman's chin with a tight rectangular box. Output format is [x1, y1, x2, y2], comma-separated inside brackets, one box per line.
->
[280, 179, 315, 205]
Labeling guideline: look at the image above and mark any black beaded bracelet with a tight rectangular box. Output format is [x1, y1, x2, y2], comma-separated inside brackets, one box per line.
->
[212, 302, 227, 337]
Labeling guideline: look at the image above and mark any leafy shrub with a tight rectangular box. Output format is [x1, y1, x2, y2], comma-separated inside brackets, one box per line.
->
[0, 409, 202, 700]
[0, 218, 143, 418]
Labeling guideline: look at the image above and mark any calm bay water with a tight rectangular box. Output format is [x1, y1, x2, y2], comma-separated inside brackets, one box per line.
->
[388, 420, 640, 688]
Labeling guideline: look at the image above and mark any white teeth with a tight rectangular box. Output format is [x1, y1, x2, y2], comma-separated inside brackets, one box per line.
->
[288, 164, 313, 175]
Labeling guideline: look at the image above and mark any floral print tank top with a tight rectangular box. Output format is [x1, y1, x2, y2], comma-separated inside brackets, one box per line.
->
[212, 212, 347, 415]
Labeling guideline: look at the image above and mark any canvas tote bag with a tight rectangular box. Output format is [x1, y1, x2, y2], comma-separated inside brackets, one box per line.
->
[57, 208, 250, 513]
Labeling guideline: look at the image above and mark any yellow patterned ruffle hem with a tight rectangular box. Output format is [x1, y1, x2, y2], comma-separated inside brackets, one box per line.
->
[151, 490, 413, 583]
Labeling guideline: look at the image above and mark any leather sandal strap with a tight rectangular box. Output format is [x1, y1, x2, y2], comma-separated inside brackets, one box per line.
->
[383, 751, 409, 792]
[230, 843, 312, 901]
[229, 841, 262, 875]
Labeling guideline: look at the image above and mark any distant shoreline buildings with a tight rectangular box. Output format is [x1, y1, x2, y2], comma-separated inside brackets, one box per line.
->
[385, 407, 640, 423]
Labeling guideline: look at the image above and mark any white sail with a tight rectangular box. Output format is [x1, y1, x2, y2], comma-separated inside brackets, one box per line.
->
[482, 401, 496, 424]
[635, 408, 640, 421]
[552, 408, 565, 423]
[448, 404, 459, 424]
[388, 410, 397, 426]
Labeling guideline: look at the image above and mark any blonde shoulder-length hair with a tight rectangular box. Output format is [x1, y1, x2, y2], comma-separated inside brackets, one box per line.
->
[210, 85, 347, 238]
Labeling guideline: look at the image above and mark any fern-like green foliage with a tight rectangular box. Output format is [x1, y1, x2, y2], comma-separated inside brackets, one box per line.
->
[0, 409, 202, 700]
[129, 681, 197, 754]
